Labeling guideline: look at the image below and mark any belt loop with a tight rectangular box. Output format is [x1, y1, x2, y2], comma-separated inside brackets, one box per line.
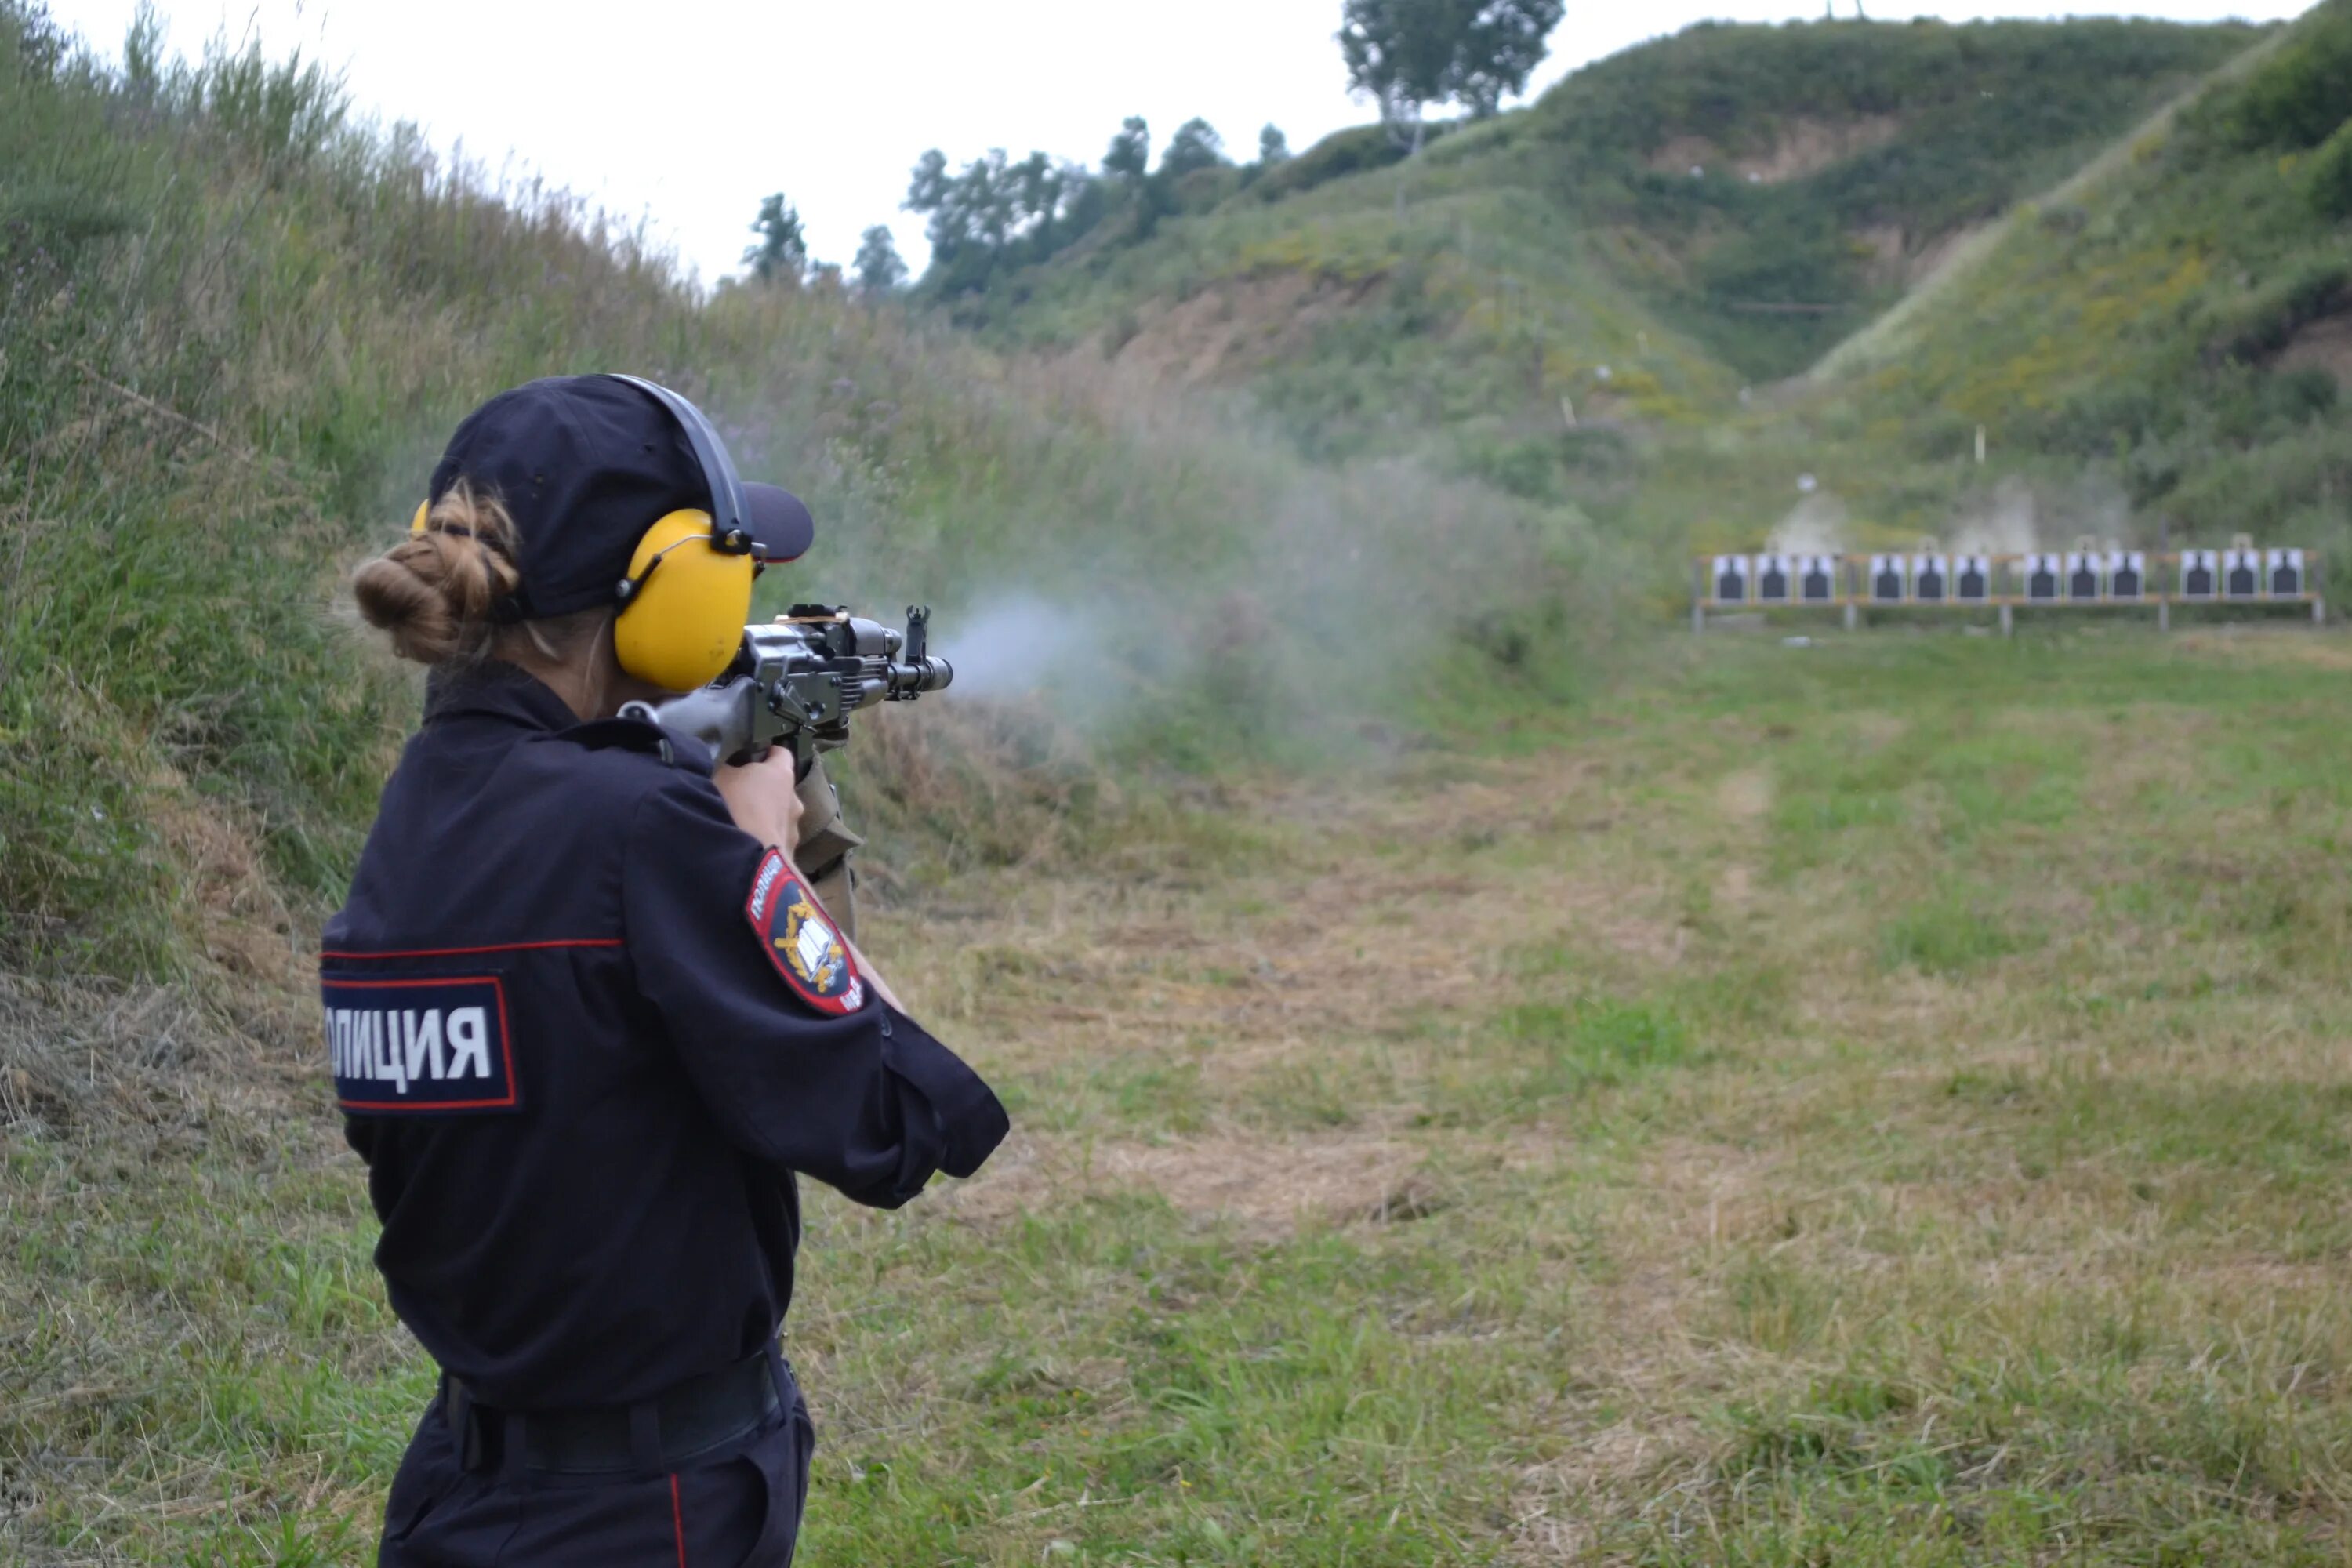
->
[628, 1399, 664, 1475]
[445, 1377, 484, 1473]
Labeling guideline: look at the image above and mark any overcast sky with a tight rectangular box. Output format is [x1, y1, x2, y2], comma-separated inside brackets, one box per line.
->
[46, 0, 2315, 285]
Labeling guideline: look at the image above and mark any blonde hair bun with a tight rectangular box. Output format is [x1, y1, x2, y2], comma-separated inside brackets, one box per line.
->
[352, 484, 522, 666]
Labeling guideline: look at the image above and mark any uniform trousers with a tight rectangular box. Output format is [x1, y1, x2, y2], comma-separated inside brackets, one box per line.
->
[377, 1358, 815, 1566]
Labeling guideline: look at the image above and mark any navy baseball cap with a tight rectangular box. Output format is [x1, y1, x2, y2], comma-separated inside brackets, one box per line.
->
[426, 376, 815, 621]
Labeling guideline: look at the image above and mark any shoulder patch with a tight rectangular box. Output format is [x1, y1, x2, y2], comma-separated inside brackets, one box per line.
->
[324, 974, 520, 1114]
[744, 848, 866, 1016]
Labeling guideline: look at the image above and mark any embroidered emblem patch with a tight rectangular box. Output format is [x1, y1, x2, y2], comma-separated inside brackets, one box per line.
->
[744, 848, 866, 1015]
[323, 974, 519, 1114]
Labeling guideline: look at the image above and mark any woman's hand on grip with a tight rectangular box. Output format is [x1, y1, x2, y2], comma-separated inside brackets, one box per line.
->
[715, 748, 803, 863]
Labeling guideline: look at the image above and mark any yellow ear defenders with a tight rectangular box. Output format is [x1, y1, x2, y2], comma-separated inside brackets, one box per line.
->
[603, 374, 764, 692]
[406, 377, 770, 692]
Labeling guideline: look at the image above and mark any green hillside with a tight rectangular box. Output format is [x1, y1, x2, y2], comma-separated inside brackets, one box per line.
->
[0, 2, 1601, 989]
[1805, 0, 2352, 554]
[936, 16, 2259, 504]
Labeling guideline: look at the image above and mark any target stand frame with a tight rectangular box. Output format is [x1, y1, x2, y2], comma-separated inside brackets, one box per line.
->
[1692, 546, 2323, 634]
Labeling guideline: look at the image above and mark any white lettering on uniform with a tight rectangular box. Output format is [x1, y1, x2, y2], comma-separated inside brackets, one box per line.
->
[403, 1009, 445, 1082]
[372, 1011, 408, 1094]
[329, 999, 498, 1093]
[387, 1011, 411, 1094]
[750, 855, 785, 922]
[445, 1007, 491, 1080]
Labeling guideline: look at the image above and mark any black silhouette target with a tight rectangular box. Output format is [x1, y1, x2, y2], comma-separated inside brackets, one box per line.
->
[2181, 550, 2216, 599]
[1912, 556, 1950, 603]
[2066, 553, 2102, 601]
[1871, 555, 1905, 603]
[1799, 556, 1837, 602]
[2108, 553, 2146, 600]
[1713, 556, 1749, 604]
[2269, 549, 2304, 597]
[1756, 555, 1793, 604]
[1956, 556, 1991, 602]
[2024, 554, 2060, 602]
[2225, 550, 2259, 599]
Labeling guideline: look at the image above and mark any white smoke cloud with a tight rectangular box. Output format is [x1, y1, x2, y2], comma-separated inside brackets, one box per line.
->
[1769, 492, 1851, 556]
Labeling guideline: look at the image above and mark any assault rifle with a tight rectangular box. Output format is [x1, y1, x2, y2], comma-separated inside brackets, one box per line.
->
[619, 605, 953, 775]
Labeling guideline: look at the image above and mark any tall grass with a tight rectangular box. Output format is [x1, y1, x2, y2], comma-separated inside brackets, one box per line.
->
[0, 2, 1613, 982]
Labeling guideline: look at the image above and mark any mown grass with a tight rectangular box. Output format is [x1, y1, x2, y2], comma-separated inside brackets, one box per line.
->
[13, 628, 2352, 1564]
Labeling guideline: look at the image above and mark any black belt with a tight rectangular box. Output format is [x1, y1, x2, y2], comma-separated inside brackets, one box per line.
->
[443, 1349, 785, 1477]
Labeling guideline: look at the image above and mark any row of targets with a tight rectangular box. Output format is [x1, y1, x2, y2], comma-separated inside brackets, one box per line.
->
[2177, 547, 2307, 600]
[2009, 551, 2150, 603]
[1707, 547, 2307, 605]
[1711, 554, 1843, 604]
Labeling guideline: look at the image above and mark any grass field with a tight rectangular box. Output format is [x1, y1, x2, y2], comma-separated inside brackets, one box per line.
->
[10, 624, 2352, 1565]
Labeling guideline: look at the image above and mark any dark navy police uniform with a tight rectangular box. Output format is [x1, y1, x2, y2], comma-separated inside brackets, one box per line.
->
[324, 663, 1007, 1565]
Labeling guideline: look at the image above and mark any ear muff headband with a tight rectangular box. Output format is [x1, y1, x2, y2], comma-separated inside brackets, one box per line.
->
[605, 374, 753, 555]
[602, 375, 765, 691]
[612, 508, 757, 691]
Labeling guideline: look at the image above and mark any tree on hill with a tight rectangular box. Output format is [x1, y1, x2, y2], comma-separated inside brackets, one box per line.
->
[1338, 0, 1568, 152]
[1258, 124, 1292, 165]
[905, 145, 1104, 296]
[1160, 118, 1227, 180]
[1103, 115, 1152, 183]
[852, 225, 907, 296]
[743, 193, 808, 283]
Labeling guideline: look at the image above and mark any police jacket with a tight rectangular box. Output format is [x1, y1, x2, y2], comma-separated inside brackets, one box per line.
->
[321, 662, 1007, 1411]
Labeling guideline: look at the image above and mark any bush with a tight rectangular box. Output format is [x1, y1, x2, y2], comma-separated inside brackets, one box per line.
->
[2194, 3, 2352, 151]
[2304, 118, 2352, 219]
[2200, 257, 2351, 365]
[1247, 120, 1457, 203]
[2261, 365, 2341, 426]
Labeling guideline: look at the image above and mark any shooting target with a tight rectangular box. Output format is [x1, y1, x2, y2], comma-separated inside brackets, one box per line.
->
[1755, 554, 1794, 604]
[1798, 555, 1838, 602]
[2268, 548, 2305, 597]
[2065, 551, 2103, 602]
[2106, 551, 2147, 601]
[1711, 555, 1750, 604]
[1869, 554, 1907, 603]
[2022, 554, 2062, 603]
[2224, 546, 2261, 599]
[2180, 549, 2217, 599]
[1911, 554, 1951, 603]
[1955, 554, 1991, 602]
